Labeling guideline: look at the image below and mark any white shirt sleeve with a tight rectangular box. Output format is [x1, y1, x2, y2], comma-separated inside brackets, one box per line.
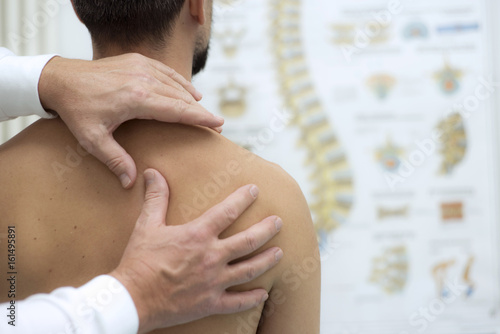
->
[0, 275, 139, 334]
[0, 47, 58, 122]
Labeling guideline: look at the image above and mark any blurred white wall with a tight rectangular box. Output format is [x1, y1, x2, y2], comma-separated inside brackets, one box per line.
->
[0, 0, 91, 143]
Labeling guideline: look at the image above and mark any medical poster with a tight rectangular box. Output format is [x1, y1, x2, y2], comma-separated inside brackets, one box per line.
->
[194, 0, 500, 333]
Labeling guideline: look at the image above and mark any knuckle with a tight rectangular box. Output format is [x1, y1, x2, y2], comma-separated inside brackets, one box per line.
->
[164, 66, 175, 77]
[183, 92, 195, 103]
[128, 86, 149, 106]
[203, 252, 220, 268]
[128, 52, 142, 61]
[190, 225, 210, 241]
[236, 297, 245, 312]
[245, 265, 257, 281]
[222, 204, 238, 222]
[130, 53, 148, 66]
[223, 241, 237, 256]
[138, 73, 155, 86]
[78, 138, 95, 154]
[82, 128, 105, 146]
[245, 232, 258, 252]
[144, 188, 163, 202]
[105, 155, 126, 172]
[172, 100, 188, 119]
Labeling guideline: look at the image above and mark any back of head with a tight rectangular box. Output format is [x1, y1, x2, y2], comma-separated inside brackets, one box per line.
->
[72, 0, 213, 76]
[72, 0, 186, 51]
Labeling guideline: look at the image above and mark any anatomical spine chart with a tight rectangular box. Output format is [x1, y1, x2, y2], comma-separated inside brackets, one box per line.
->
[196, 1, 500, 333]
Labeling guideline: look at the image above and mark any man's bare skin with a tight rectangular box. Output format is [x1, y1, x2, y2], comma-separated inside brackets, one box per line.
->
[0, 118, 320, 333]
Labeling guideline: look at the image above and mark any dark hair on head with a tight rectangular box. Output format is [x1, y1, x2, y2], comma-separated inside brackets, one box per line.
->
[72, 0, 186, 50]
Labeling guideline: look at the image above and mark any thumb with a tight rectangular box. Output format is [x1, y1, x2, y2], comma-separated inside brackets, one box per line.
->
[138, 169, 170, 228]
[90, 134, 138, 189]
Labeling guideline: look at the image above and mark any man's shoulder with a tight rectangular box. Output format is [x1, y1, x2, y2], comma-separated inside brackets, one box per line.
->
[116, 120, 308, 222]
[117, 120, 293, 184]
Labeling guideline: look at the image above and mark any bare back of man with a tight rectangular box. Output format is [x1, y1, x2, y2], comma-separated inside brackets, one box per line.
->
[0, 118, 320, 333]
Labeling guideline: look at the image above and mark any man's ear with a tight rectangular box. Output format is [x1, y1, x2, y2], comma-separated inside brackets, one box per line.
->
[189, 0, 206, 25]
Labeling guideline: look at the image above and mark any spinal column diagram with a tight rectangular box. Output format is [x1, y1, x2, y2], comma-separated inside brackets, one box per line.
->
[369, 245, 409, 294]
[270, 0, 354, 235]
[436, 113, 467, 175]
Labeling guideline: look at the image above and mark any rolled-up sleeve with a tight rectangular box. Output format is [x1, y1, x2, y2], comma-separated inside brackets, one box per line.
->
[0, 275, 139, 334]
[0, 47, 58, 122]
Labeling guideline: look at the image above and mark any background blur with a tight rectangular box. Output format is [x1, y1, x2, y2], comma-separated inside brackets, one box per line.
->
[2, 0, 500, 333]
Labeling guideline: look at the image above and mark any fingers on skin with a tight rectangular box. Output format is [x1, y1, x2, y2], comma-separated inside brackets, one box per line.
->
[222, 216, 283, 262]
[121, 53, 202, 100]
[138, 169, 170, 227]
[143, 94, 224, 128]
[196, 185, 260, 235]
[215, 289, 269, 315]
[150, 59, 203, 101]
[89, 134, 138, 189]
[223, 247, 283, 288]
[151, 72, 196, 104]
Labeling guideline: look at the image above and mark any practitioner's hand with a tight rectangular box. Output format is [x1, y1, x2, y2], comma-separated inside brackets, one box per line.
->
[110, 169, 284, 333]
[38, 54, 224, 189]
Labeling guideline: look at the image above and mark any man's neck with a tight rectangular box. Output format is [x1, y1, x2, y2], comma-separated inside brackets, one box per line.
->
[92, 34, 195, 81]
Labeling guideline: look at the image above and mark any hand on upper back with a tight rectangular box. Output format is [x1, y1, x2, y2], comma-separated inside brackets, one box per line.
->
[38, 53, 224, 189]
[110, 169, 283, 333]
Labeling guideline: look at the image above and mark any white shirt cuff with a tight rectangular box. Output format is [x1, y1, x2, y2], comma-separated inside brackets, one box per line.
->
[0, 275, 139, 334]
[0, 48, 58, 121]
[72, 275, 140, 333]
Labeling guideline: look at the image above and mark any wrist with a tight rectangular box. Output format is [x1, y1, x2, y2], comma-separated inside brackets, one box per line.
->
[38, 56, 63, 113]
[39, 56, 90, 117]
[110, 269, 151, 334]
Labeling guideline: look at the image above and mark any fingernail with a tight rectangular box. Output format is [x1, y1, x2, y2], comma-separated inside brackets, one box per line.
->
[275, 249, 284, 262]
[249, 185, 259, 198]
[144, 170, 155, 186]
[197, 91, 203, 100]
[215, 115, 225, 124]
[261, 293, 269, 303]
[120, 174, 132, 188]
[274, 217, 283, 232]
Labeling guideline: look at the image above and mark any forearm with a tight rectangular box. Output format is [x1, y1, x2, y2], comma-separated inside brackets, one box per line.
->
[0, 47, 57, 121]
[0, 275, 138, 334]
